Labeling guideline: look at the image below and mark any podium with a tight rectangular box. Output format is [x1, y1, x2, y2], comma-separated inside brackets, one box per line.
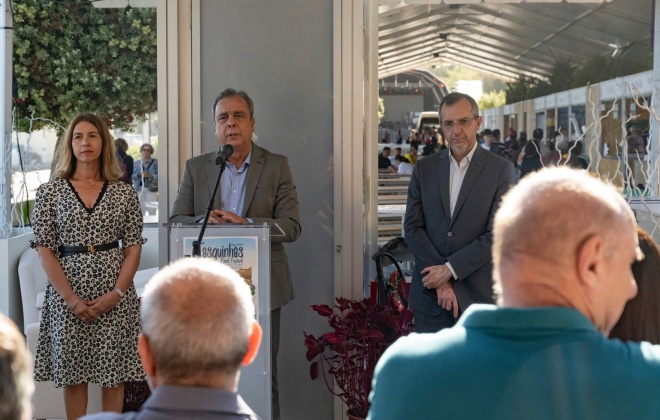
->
[170, 223, 272, 420]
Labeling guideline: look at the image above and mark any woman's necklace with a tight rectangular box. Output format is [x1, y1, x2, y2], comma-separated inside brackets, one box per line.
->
[72, 177, 99, 186]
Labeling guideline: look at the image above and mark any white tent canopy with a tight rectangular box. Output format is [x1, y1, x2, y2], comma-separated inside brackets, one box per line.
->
[378, 0, 649, 80]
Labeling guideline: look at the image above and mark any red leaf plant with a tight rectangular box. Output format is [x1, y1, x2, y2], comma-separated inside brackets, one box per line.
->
[303, 272, 414, 418]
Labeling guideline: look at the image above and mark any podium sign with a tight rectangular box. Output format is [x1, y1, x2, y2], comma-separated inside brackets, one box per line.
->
[169, 223, 272, 419]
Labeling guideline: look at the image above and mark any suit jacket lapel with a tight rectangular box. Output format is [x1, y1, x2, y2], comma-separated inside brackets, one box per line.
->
[450, 146, 486, 227]
[243, 142, 265, 213]
[438, 151, 451, 221]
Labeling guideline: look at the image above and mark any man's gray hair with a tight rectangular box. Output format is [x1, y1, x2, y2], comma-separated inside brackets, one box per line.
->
[212, 88, 255, 120]
[438, 92, 479, 121]
[140, 258, 255, 380]
[0, 313, 33, 420]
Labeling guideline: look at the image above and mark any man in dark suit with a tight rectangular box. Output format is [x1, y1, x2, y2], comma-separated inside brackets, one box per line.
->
[169, 88, 301, 419]
[404, 92, 514, 332]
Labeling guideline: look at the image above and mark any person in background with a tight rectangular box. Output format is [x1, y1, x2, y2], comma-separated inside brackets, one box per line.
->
[394, 155, 414, 175]
[610, 229, 660, 343]
[410, 130, 421, 150]
[0, 313, 34, 420]
[626, 125, 645, 154]
[503, 128, 520, 158]
[390, 147, 402, 166]
[421, 139, 435, 156]
[430, 129, 439, 151]
[565, 141, 589, 170]
[518, 128, 544, 178]
[378, 147, 394, 171]
[81, 258, 262, 420]
[132, 144, 158, 216]
[370, 167, 660, 419]
[404, 145, 418, 165]
[114, 138, 133, 185]
[511, 131, 528, 179]
[480, 128, 493, 150]
[381, 129, 390, 143]
[489, 129, 507, 158]
[31, 113, 146, 418]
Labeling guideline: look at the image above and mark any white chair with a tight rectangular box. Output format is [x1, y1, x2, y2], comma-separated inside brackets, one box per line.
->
[18, 247, 104, 419]
[133, 267, 158, 297]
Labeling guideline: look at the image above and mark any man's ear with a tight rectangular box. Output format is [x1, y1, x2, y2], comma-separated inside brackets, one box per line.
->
[241, 320, 262, 366]
[138, 333, 156, 377]
[576, 234, 603, 289]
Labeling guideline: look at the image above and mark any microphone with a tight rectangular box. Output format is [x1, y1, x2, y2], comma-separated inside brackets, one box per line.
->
[193, 143, 234, 257]
[216, 144, 234, 165]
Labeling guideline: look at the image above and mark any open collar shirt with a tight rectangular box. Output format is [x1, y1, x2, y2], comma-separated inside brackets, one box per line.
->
[220, 147, 252, 218]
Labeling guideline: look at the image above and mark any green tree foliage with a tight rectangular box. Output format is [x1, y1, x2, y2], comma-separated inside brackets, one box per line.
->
[505, 75, 550, 104]
[573, 53, 652, 87]
[478, 90, 506, 110]
[12, 1, 157, 132]
[546, 57, 574, 93]
[505, 51, 652, 104]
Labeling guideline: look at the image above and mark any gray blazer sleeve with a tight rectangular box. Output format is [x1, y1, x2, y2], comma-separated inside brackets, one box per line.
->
[248, 155, 301, 244]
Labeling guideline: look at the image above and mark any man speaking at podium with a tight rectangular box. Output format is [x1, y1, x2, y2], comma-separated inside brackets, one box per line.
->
[170, 88, 301, 419]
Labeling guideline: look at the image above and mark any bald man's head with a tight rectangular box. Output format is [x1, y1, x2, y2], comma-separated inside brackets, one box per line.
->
[494, 168, 632, 271]
[140, 258, 256, 383]
[492, 168, 639, 331]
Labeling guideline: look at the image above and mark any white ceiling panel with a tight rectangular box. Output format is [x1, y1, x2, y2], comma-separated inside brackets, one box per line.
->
[378, 0, 652, 80]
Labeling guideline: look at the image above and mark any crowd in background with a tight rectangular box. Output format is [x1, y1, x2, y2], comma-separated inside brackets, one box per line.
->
[378, 122, 594, 180]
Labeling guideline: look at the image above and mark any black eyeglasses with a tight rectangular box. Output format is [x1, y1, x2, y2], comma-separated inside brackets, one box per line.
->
[441, 117, 478, 131]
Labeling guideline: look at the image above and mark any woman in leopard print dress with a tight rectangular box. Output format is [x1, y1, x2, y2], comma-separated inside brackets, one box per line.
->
[31, 113, 146, 418]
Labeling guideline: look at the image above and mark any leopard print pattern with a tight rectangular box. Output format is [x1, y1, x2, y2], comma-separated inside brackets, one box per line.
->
[31, 178, 147, 388]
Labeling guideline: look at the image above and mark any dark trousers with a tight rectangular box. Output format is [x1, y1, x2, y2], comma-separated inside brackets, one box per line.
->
[413, 308, 457, 333]
[271, 307, 281, 420]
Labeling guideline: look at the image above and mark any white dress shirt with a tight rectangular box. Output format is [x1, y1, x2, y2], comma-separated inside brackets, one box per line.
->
[445, 142, 478, 280]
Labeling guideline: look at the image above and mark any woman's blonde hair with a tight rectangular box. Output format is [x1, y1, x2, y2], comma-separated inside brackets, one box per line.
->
[54, 113, 123, 181]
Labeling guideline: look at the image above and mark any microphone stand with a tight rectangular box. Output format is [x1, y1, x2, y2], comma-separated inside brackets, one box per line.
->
[192, 161, 227, 257]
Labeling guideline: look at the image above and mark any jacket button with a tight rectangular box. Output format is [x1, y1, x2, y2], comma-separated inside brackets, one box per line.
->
[447, 232, 453, 237]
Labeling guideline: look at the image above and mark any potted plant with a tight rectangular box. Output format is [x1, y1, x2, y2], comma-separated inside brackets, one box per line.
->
[303, 272, 414, 419]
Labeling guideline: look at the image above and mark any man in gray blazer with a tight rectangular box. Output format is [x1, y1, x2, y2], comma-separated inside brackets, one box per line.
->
[170, 88, 301, 420]
[404, 92, 514, 333]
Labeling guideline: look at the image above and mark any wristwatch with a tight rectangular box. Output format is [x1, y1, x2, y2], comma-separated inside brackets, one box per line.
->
[113, 287, 124, 298]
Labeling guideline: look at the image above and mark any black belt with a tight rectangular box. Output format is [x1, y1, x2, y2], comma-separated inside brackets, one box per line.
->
[57, 241, 120, 258]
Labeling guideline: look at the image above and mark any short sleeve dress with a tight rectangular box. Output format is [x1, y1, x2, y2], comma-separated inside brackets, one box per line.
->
[31, 178, 147, 388]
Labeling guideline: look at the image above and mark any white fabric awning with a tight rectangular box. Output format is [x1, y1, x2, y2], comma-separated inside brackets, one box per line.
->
[378, 0, 648, 80]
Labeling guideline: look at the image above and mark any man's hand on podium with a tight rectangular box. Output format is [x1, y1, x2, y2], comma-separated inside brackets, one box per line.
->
[208, 209, 248, 224]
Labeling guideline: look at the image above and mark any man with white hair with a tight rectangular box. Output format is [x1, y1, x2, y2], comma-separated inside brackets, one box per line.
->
[0, 313, 33, 420]
[369, 167, 660, 419]
[82, 258, 262, 419]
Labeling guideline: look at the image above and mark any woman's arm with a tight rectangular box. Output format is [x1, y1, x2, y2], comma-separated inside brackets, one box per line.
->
[131, 159, 142, 182]
[150, 159, 158, 180]
[114, 244, 141, 293]
[87, 245, 141, 316]
[36, 246, 98, 323]
[36, 246, 77, 304]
